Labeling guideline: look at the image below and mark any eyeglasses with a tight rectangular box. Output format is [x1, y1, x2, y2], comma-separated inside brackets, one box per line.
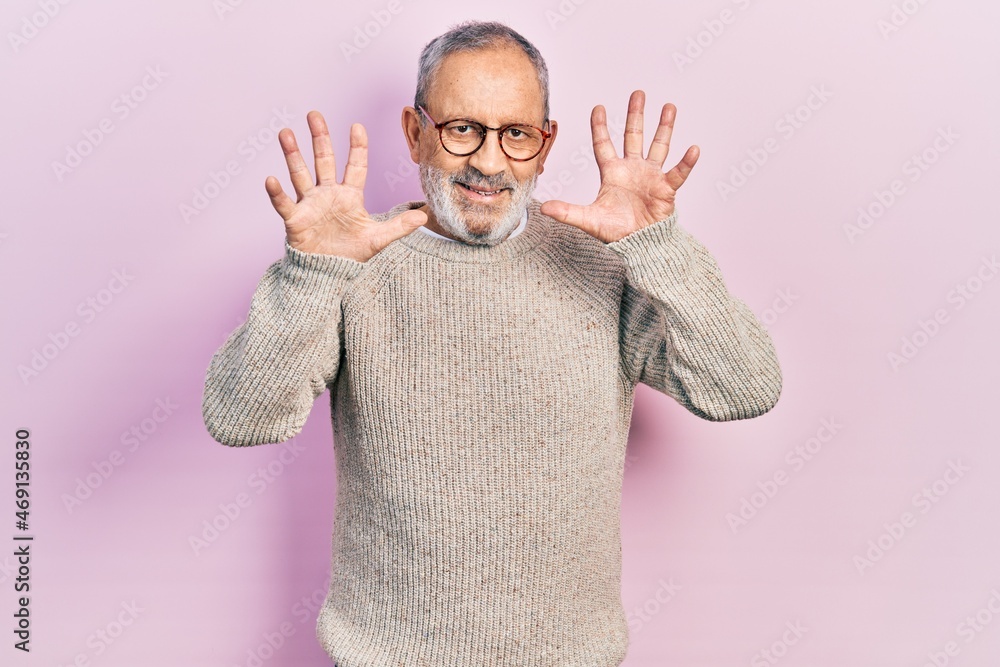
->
[418, 105, 552, 162]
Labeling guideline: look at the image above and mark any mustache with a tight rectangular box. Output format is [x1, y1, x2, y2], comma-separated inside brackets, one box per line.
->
[449, 168, 516, 191]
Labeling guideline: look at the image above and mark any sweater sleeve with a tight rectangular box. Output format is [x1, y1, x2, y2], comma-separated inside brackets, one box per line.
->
[606, 212, 782, 422]
[201, 240, 365, 446]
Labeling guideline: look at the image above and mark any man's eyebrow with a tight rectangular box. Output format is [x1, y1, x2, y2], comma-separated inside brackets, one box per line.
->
[440, 111, 540, 125]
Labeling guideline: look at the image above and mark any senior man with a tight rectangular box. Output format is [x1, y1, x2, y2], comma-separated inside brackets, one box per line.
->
[202, 20, 782, 667]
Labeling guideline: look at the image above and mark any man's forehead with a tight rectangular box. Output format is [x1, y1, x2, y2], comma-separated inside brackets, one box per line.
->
[428, 73, 544, 123]
[427, 47, 544, 123]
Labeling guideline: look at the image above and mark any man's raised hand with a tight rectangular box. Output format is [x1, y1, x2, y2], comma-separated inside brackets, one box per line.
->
[265, 110, 427, 263]
[539, 90, 700, 243]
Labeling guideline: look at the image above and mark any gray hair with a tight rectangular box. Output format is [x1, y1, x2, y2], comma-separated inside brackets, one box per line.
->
[414, 21, 550, 126]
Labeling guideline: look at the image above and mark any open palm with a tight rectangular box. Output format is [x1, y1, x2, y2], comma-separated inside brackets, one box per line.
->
[265, 111, 427, 262]
[539, 90, 699, 243]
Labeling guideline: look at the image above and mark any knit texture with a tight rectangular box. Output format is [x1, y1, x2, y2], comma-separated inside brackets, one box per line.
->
[201, 198, 782, 666]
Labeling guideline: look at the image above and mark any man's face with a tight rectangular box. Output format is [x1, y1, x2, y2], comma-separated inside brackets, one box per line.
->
[403, 45, 558, 246]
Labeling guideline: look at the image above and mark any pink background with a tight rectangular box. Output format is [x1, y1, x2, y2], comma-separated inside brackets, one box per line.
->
[4, 1, 999, 665]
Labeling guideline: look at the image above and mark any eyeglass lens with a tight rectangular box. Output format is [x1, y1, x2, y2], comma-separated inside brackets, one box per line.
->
[440, 121, 545, 159]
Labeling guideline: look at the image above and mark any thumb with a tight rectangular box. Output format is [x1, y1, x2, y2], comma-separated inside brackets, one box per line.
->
[394, 209, 429, 234]
[369, 209, 428, 251]
[540, 199, 588, 231]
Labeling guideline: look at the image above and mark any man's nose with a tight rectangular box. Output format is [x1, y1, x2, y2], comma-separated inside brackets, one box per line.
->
[468, 131, 508, 178]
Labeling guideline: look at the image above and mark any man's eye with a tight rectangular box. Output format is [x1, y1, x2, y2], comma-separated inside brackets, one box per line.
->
[507, 128, 524, 138]
[453, 125, 474, 134]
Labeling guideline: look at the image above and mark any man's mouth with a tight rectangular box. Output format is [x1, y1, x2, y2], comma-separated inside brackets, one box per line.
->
[456, 181, 510, 198]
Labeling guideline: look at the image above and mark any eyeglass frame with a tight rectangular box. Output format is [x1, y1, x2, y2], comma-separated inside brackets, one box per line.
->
[417, 105, 553, 162]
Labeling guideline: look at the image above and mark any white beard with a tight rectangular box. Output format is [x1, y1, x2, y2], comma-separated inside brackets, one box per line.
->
[419, 163, 536, 246]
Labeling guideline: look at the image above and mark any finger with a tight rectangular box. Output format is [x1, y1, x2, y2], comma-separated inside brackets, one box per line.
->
[342, 123, 368, 191]
[539, 200, 596, 237]
[623, 90, 645, 159]
[264, 175, 296, 221]
[646, 103, 676, 167]
[278, 128, 314, 200]
[308, 110, 337, 185]
[590, 105, 617, 169]
[394, 209, 428, 233]
[664, 145, 700, 191]
[369, 209, 427, 252]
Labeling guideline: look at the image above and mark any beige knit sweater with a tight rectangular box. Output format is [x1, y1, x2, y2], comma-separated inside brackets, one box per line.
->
[202, 198, 782, 666]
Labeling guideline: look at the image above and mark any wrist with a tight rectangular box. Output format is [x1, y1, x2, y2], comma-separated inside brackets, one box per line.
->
[284, 240, 368, 274]
[287, 237, 371, 263]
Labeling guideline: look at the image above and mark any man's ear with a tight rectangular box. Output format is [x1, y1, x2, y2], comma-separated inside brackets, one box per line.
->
[535, 119, 558, 177]
[401, 106, 423, 164]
